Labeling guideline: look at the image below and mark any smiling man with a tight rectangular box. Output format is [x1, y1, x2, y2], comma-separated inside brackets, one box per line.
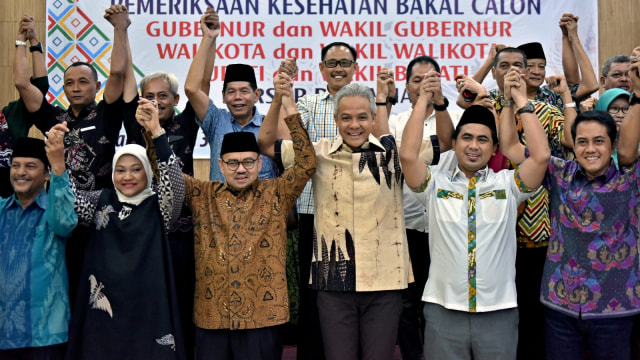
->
[267, 41, 363, 360]
[0, 133, 77, 359]
[172, 91, 317, 359]
[185, 8, 276, 181]
[260, 80, 446, 360]
[401, 70, 550, 359]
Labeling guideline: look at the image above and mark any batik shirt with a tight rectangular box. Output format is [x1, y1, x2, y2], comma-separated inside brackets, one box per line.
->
[186, 114, 316, 330]
[541, 157, 640, 319]
[417, 166, 533, 312]
[196, 99, 276, 181]
[26, 96, 126, 191]
[0, 171, 77, 349]
[279, 133, 437, 292]
[295, 90, 339, 215]
[492, 92, 566, 248]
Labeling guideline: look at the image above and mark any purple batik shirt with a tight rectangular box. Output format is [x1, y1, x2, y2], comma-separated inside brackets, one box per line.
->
[541, 156, 640, 319]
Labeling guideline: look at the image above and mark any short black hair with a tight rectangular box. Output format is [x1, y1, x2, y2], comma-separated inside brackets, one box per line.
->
[493, 48, 527, 69]
[65, 62, 98, 82]
[602, 55, 631, 77]
[571, 110, 617, 145]
[406, 56, 441, 83]
[321, 42, 357, 62]
[452, 124, 499, 145]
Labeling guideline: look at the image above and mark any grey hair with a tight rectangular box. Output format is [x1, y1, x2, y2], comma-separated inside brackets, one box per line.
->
[602, 55, 630, 77]
[139, 71, 180, 95]
[333, 83, 376, 117]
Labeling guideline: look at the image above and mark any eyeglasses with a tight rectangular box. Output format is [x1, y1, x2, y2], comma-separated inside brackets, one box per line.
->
[608, 106, 630, 115]
[322, 59, 355, 68]
[221, 157, 258, 171]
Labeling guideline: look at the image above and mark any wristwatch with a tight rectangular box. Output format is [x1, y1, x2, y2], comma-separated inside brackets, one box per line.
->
[15, 40, 27, 48]
[29, 43, 43, 53]
[375, 102, 387, 106]
[516, 102, 536, 115]
[387, 95, 398, 105]
[433, 97, 449, 111]
[630, 92, 640, 106]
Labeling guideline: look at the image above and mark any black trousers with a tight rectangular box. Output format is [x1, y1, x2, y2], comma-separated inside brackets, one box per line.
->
[0, 343, 66, 360]
[515, 246, 548, 360]
[195, 326, 283, 360]
[397, 229, 430, 360]
[296, 214, 325, 360]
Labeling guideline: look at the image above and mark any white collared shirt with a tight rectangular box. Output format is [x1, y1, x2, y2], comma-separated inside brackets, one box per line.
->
[419, 166, 532, 312]
[389, 108, 461, 232]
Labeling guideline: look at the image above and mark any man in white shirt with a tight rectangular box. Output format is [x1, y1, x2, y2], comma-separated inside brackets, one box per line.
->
[388, 56, 460, 360]
[399, 67, 550, 359]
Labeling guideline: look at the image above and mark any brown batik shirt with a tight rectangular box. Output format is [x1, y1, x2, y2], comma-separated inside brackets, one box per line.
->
[184, 114, 316, 330]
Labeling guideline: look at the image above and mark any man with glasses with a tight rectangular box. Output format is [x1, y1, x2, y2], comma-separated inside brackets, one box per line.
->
[157, 97, 317, 359]
[185, 8, 276, 181]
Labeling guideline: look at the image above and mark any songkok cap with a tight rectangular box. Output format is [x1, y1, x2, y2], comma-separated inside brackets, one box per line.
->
[595, 88, 631, 111]
[220, 132, 260, 156]
[223, 64, 257, 89]
[12, 137, 49, 168]
[517, 42, 546, 61]
[456, 105, 497, 135]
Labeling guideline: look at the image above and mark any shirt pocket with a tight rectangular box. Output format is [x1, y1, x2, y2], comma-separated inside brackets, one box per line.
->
[479, 189, 508, 223]
[435, 189, 464, 222]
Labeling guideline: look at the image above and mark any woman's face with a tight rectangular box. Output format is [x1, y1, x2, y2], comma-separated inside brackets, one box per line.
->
[113, 154, 147, 197]
[608, 97, 630, 130]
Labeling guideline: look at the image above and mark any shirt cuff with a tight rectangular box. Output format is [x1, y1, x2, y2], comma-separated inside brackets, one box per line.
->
[153, 133, 172, 162]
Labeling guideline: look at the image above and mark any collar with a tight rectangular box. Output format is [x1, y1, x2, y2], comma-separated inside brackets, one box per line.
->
[575, 158, 618, 183]
[8, 187, 48, 210]
[320, 88, 334, 101]
[67, 102, 97, 119]
[231, 106, 263, 127]
[450, 166, 489, 182]
[217, 179, 260, 196]
[328, 134, 386, 154]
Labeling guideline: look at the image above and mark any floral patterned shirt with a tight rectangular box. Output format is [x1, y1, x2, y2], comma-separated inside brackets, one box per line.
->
[541, 157, 640, 319]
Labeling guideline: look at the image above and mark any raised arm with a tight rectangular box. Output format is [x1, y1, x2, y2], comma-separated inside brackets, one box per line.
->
[121, 16, 138, 103]
[560, 14, 598, 99]
[136, 98, 185, 228]
[103, 5, 130, 104]
[23, 15, 47, 79]
[260, 72, 295, 158]
[427, 71, 453, 151]
[499, 68, 527, 164]
[373, 68, 392, 137]
[617, 49, 640, 167]
[472, 44, 506, 84]
[44, 122, 78, 237]
[546, 74, 577, 147]
[185, 7, 219, 121]
[500, 68, 550, 188]
[14, 15, 45, 113]
[400, 75, 432, 190]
